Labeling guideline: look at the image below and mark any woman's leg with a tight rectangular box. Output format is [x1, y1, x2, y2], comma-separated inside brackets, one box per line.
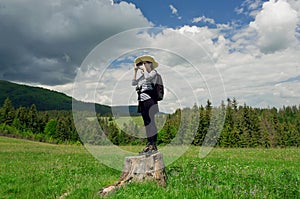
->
[140, 99, 158, 149]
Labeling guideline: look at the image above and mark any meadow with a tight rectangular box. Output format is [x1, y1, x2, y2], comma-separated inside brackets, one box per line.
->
[0, 136, 299, 199]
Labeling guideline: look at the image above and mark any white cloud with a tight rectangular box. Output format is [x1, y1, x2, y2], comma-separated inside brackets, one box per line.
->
[217, 46, 300, 107]
[288, 0, 300, 13]
[169, 4, 182, 19]
[287, 0, 300, 37]
[250, 0, 299, 53]
[166, 0, 300, 108]
[64, 6, 300, 110]
[169, 4, 178, 15]
[70, 26, 227, 112]
[236, 0, 264, 17]
[192, 16, 216, 25]
[0, 0, 151, 85]
[3, 0, 300, 111]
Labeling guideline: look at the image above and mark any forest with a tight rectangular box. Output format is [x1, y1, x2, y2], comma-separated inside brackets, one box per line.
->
[0, 97, 299, 147]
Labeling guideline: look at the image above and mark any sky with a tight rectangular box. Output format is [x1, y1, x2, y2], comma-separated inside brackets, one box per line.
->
[0, 0, 300, 112]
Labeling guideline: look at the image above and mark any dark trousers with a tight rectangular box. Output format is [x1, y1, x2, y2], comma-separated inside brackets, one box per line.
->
[139, 98, 158, 145]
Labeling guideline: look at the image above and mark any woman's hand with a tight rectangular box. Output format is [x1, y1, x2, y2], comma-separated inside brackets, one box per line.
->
[139, 65, 146, 71]
[134, 64, 139, 71]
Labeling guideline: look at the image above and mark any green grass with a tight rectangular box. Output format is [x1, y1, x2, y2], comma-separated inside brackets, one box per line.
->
[0, 136, 299, 198]
[0, 137, 119, 198]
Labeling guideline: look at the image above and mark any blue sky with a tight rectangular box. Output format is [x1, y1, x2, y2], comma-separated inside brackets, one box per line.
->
[0, 0, 300, 110]
[117, 0, 264, 28]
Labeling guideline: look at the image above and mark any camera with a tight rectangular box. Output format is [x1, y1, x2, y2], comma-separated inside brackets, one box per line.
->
[136, 62, 143, 67]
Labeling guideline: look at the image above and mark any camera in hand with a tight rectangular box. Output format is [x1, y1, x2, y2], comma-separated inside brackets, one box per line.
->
[136, 61, 152, 67]
[136, 62, 143, 67]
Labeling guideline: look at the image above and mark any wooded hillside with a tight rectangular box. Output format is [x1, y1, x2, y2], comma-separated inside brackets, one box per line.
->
[0, 80, 111, 114]
[0, 97, 299, 147]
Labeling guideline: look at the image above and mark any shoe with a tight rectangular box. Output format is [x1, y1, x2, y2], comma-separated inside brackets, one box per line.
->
[138, 143, 151, 155]
[139, 144, 158, 156]
[149, 144, 158, 152]
[146, 145, 158, 156]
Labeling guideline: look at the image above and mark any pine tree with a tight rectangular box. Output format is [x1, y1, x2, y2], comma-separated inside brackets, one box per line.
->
[194, 106, 207, 146]
[205, 104, 225, 148]
[27, 104, 39, 133]
[55, 116, 69, 141]
[219, 99, 235, 147]
[295, 114, 300, 147]
[0, 97, 15, 125]
[108, 122, 120, 145]
[14, 106, 28, 130]
[39, 111, 49, 133]
[67, 116, 79, 142]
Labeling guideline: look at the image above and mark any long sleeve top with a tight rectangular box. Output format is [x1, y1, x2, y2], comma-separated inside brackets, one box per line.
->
[132, 70, 157, 101]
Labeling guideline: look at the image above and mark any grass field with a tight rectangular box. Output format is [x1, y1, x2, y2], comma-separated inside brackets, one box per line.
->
[0, 136, 299, 198]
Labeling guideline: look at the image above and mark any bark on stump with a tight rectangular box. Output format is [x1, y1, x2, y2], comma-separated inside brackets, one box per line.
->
[98, 152, 166, 196]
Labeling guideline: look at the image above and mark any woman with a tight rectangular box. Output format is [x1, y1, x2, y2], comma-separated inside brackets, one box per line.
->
[132, 55, 159, 155]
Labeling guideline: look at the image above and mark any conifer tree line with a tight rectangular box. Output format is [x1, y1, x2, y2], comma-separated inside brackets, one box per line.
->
[0, 97, 300, 147]
[0, 97, 79, 144]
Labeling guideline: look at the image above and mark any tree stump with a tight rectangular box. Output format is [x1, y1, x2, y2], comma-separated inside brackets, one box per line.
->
[98, 152, 166, 196]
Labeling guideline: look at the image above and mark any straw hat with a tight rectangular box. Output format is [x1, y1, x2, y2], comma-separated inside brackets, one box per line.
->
[134, 55, 159, 68]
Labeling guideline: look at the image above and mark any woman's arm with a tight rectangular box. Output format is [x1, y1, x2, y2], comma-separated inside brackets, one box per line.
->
[132, 65, 139, 86]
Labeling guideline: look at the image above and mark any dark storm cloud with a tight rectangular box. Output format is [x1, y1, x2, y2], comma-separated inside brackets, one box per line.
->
[0, 0, 150, 85]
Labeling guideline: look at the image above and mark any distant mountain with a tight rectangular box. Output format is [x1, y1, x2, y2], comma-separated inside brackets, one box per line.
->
[0, 80, 111, 115]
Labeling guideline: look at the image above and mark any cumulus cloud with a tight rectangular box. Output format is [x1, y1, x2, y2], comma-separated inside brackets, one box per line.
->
[0, 0, 150, 85]
[213, 1, 300, 107]
[1, 0, 300, 110]
[287, 0, 300, 13]
[70, 26, 226, 112]
[171, 0, 300, 108]
[250, 0, 299, 53]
